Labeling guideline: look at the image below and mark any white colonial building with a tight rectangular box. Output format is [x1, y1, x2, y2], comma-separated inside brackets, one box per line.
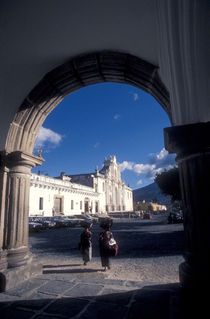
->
[29, 155, 133, 217]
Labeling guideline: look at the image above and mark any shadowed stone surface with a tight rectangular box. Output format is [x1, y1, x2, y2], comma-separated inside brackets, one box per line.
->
[38, 280, 75, 295]
[0, 277, 182, 319]
[80, 301, 128, 319]
[44, 298, 89, 317]
[63, 283, 104, 297]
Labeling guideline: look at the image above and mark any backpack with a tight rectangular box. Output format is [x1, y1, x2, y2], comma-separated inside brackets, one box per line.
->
[108, 238, 119, 257]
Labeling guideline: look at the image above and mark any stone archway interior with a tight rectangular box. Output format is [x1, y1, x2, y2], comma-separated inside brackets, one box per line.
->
[5, 51, 170, 155]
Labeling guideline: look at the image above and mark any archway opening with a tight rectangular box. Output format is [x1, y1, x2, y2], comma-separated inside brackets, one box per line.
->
[27, 80, 184, 284]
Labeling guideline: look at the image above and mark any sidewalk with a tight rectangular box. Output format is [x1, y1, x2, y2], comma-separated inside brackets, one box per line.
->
[0, 263, 183, 319]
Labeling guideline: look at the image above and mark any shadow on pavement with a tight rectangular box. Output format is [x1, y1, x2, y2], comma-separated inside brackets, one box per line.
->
[43, 264, 81, 268]
[43, 268, 102, 274]
[0, 283, 183, 319]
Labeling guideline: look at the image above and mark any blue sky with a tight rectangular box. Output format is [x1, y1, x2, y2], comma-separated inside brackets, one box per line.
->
[32, 82, 176, 189]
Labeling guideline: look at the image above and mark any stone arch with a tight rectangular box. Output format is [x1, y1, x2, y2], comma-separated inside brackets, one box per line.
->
[0, 51, 171, 291]
[5, 51, 170, 154]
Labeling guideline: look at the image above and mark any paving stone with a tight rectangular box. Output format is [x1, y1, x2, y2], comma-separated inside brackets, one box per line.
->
[0, 293, 21, 301]
[44, 297, 89, 317]
[26, 292, 58, 300]
[96, 289, 134, 305]
[4, 278, 47, 297]
[63, 283, 104, 298]
[77, 278, 111, 286]
[35, 315, 64, 319]
[38, 280, 76, 295]
[98, 278, 126, 286]
[11, 298, 52, 311]
[141, 282, 181, 292]
[78, 277, 128, 289]
[40, 273, 77, 282]
[125, 280, 152, 288]
[0, 300, 13, 310]
[80, 300, 128, 319]
[128, 289, 170, 319]
[0, 307, 34, 319]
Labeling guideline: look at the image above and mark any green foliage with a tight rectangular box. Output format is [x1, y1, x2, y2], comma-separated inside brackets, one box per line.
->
[155, 167, 181, 201]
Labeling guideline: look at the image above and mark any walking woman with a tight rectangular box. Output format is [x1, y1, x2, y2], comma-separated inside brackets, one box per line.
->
[79, 223, 92, 265]
[99, 218, 114, 271]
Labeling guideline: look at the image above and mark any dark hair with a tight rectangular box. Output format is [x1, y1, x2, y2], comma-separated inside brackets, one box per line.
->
[100, 218, 113, 230]
[81, 221, 92, 229]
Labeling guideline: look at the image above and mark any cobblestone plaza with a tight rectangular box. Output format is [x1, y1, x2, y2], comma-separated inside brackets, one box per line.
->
[0, 215, 185, 318]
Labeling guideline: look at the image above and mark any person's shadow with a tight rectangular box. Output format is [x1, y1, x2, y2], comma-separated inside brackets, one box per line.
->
[43, 264, 102, 274]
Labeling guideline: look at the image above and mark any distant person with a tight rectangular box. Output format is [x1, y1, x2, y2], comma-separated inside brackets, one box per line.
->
[79, 223, 93, 265]
[99, 218, 118, 271]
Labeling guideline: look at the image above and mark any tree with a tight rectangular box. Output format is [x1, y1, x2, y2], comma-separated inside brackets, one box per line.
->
[155, 167, 181, 202]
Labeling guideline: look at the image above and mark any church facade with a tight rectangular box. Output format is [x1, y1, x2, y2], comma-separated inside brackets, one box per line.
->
[29, 155, 133, 216]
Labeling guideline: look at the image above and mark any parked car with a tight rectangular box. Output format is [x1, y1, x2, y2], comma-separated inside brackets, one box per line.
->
[142, 212, 152, 219]
[128, 212, 139, 218]
[88, 213, 99, 223]
[61, 216, 78, 227]
[50, 216, 73, 228]
[73, 214, 93, 226]
[65, 215, 84, 226]
[40, 217, 56, 229]
[168, 211, 183, 224]
[29, 218, 44, 232]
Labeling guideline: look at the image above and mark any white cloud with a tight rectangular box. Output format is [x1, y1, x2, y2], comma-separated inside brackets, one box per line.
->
[34, 126, 63, 149]
[113, 114, 120, 120]
[156, 148, 168, 160]
[133, 163, 156, 175]
[119, 148, 176, 182]
[137, 179, 143, 185]
[119, 161, 134, 172]
[133, 93, 139, 101]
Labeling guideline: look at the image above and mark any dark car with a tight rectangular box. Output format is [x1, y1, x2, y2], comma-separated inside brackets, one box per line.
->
[142, 212, 152, 219]
[29, 218, 44, 232]
[87, 213, 99, 223]
[61, 216, 78, 227]
[40, 217, 56, 229]
[51, 216, 72, 228]
[168, 211, 183, 224]
[73, 214, 93, 227]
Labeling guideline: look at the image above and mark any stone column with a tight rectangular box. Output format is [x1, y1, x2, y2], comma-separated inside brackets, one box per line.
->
[0, 160, 8, 271]
[164, 122, 210, 289]
[2, 151, 44, 268]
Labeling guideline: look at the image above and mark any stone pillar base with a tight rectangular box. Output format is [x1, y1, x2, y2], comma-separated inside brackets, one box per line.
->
[7, 246, 31, 268]
[179, 261, 210, 289]
[0, 250, 7, 271]
[0, 258, 42, 292]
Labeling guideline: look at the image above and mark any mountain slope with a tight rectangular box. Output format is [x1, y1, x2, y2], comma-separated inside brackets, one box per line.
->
[133, 182, 170, 204]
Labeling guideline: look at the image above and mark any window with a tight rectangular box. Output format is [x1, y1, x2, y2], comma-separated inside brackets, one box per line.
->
[71, 200, 74, 210]
[39, 197, 43, 210]
[80, 201, 82, 210]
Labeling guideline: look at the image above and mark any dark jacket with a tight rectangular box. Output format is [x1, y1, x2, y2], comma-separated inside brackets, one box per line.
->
[99, 230, 113, 256]
[80, 230, 92, 250]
